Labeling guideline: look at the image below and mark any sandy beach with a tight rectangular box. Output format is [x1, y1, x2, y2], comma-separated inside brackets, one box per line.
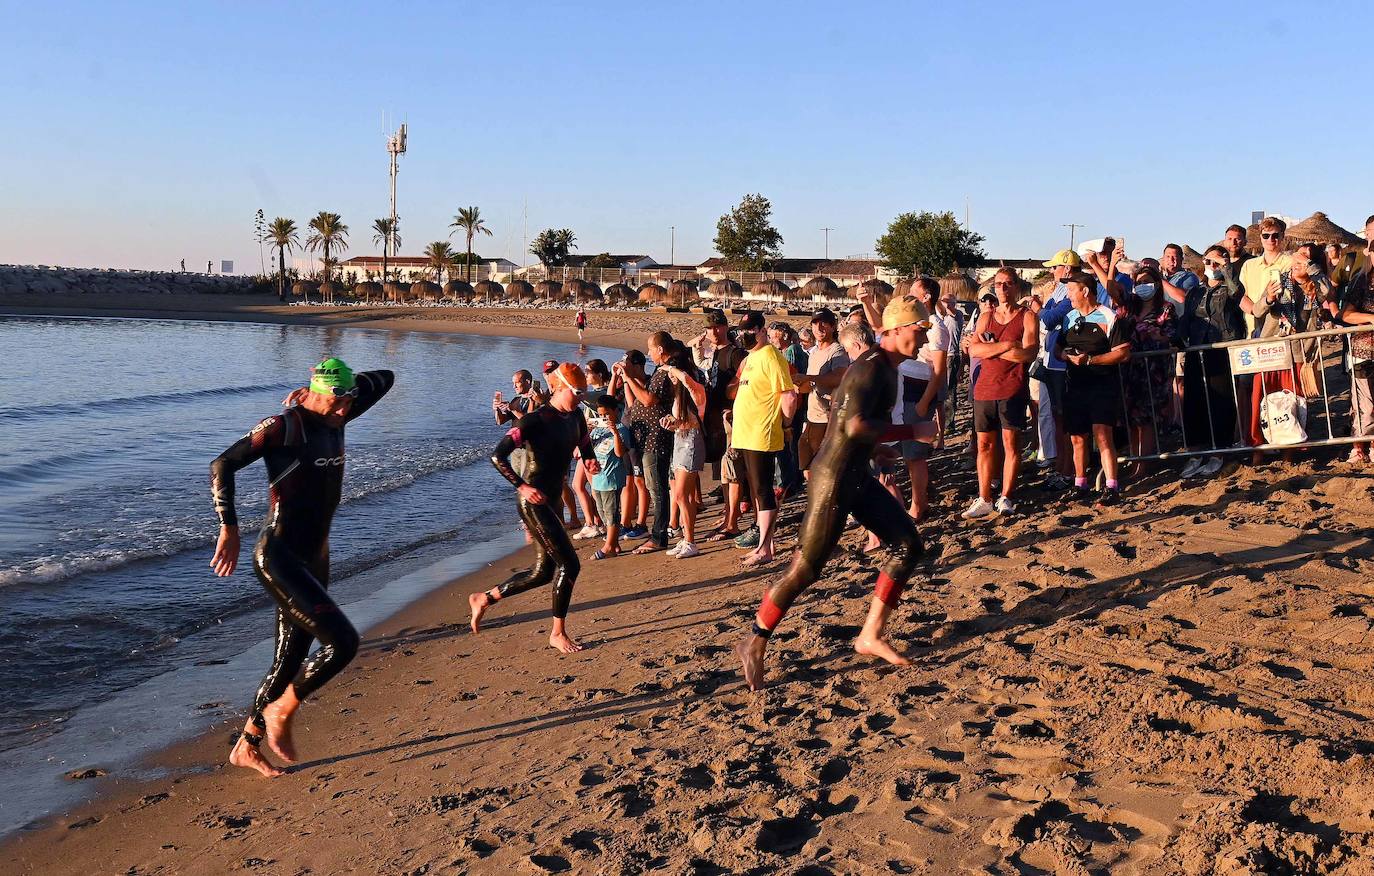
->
[5, 295, 1374, 874]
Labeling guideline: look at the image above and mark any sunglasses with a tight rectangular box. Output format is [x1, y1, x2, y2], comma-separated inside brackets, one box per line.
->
[321, 385, 359, 399]
[1261, 232, 1283, 240]
[993, 281, 1014, 288]
[1203, 259, 1224, 268]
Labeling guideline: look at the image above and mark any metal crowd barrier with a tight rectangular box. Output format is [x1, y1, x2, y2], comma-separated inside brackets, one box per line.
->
[1114, 324, 1373, 463]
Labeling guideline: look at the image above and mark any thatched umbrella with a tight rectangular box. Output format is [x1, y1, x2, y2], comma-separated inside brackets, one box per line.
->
[443, 279, 474, 300]
[637, 282, 666, 305]
[474, 280, 504, 302]
[800, 276, 839, 302]
[317, 281, 343, 303]
[604, 282, 635, 304]
[1285, 212, 1362, 248]
[567, 278, 603, 302]
[938, 271, 979, 303]
[383, 281, 407, 302]
[892, 278, 914, 299]
[410, 280, 441, 301]
[354, 281, 382, 302]
[534, 279, 564, 301]
[291, 279, 319, 299]
[709, 278, 743, 307]
[1181, 245, 1207, 277]
[751, 279, 789, 305]
[667, 279, 699, 307]
[507, 279, 535, 302]
[854, 278, 893, 299]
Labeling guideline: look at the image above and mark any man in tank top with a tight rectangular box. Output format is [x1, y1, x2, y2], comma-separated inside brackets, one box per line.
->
[963, 268, 1039, 519]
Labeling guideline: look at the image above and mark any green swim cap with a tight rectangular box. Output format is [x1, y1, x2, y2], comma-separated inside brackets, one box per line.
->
[309, 357, 357, 396]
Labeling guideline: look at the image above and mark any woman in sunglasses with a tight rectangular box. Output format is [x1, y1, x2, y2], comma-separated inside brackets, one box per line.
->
[209, 357, 395, 777]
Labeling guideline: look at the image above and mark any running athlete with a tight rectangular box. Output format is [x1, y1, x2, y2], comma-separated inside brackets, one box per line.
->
[576, 306, 588, 343]
[737, 298, 932, 691]
[210, 358, 394, 777]
[469, 362, 601, 653]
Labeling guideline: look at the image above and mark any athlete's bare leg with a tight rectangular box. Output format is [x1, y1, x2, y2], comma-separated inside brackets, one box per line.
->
[853, 597, 911, 666]
[549, 616, 582, 653]
[228, 719, 284, 778]
[469, 589, 498, 634]
[260, 685, 301, 763]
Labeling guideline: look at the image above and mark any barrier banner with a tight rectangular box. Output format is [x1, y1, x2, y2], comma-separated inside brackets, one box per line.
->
[1229, 339, 1293, 376]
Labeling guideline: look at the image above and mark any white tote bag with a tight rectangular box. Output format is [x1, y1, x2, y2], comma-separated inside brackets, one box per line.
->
[1259, 390, 1308, 445]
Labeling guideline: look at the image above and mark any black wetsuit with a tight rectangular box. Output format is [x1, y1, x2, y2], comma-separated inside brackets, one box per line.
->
[756, 348, 925, 631]
[491, 404, 594, 618]
[210, 370, 394, 732]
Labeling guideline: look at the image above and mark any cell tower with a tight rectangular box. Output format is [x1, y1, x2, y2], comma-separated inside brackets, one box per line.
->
[386, 122, 407, 258]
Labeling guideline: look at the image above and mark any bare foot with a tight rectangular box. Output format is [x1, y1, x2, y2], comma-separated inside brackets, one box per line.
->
[549, 631, 583, 653]
[740, 550, 774, 568]
[260, 702, 298, 764]
[469, 592, 491, 634]
[854, 635, 912, 667]
[228, 735, 283, 778]
[735, 636, 767, 691]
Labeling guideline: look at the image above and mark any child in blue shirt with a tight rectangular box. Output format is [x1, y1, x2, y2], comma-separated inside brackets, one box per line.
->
[589, 394, 634, 560]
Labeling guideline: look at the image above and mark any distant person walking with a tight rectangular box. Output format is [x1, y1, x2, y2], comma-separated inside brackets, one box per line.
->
[180, 259, 185, 273]
[576, 306, 587, 343]
[209, 358, 395, 777]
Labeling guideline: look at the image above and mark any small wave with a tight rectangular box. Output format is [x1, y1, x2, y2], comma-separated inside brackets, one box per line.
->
[0, 447, 110, 487]
[0, 382, 297, 421]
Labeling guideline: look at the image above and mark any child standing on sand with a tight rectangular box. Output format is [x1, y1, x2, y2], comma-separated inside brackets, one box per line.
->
[589, 394, 632, 560]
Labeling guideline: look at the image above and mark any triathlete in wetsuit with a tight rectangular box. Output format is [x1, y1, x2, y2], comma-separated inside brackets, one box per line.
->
[469, 362, 600, 653]
[737, 299, 932, 690]
[209, 358, 394, 777]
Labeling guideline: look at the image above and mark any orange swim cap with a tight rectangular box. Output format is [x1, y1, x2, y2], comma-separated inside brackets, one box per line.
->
[550, 362, 588, 393]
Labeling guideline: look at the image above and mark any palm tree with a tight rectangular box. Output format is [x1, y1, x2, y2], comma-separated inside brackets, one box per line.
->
[371, 217, 400, 282]
[554, 228, 577, 262]
[266, 217, 299, 301]
[423, 241, 457, 284]
[448, 207, 493, 283]
[529, 227, 578, 272]
[306, 211, 349, 282]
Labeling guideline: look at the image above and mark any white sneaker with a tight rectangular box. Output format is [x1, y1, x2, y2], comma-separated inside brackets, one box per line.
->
[994, 496, 1015, 515]
[572, 525, 600, 540]
[666, 540, 685, 557]
[675, 542, 700, 559]
[961, 498, 996, 520]
[1179, 457, 1205, 479]
[1198, 456, 1224, 476]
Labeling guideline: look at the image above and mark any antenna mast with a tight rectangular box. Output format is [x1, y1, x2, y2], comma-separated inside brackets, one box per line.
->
[386, 122, 407, 259]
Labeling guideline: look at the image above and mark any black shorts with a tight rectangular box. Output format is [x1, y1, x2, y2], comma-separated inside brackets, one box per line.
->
[973, 396, 1029, 433]
[738, 448, 777, 511]
[1040, 369, 1066, 417]
[798, 421, 829, 470]
[1063, 387, 1120, 435]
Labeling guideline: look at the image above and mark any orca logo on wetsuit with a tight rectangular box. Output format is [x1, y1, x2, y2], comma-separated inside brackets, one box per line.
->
[314, 455, 346, 467]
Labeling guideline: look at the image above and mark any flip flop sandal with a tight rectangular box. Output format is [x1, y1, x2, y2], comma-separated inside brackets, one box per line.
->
[707, 529, 742, 542]
[591, 549, 617, 560]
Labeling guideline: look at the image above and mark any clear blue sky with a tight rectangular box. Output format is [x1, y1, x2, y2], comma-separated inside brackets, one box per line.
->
[3, 1, 1370, 273]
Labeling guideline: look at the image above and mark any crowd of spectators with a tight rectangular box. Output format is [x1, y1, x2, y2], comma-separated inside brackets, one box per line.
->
[491, 216, 1374, 551]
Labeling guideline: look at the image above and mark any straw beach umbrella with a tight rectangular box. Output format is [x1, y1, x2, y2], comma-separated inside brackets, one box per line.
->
[410, 280, 441, 301]
[443, 279, 474, 300]
[709, 278, 743, 308]
[317, 280, 343, 303]
[507, 279, 535, 302]
[383, 281, 407, 302]
[853, 278, 893, 299]
[1285, 212, 1362, 248]
[291, 279, 319, 299]
[474, 280, 504, 303]
[939, 271, 979, 303]
[751, 279, 789, 307]
[1181, 246, 1207, 277]
[604, 282, 635, 304]
[354, 281, 382, 302]
[567, 278, 602, 302]
[637, 282, 666, 304]
[800, 276, 839, 302]
[534, 280, 564, 302]
[667, 279, 699, 307]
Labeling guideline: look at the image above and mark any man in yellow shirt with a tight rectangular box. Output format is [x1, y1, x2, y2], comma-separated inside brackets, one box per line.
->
[1238, 216, 1293, 338]
[730, 312, 798, 567]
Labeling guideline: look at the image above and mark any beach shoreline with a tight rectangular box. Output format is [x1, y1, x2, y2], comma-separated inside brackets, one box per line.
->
[6, 297, 1374, 873]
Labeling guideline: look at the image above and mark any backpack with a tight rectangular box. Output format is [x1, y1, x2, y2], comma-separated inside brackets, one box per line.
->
[1259, 390, 1307, 445]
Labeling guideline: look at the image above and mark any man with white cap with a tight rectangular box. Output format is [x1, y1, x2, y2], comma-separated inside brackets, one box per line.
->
[736, 297, 932, 691]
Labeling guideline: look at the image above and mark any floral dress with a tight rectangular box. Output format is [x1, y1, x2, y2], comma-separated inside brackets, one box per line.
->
[1120, 305, 1177, 428]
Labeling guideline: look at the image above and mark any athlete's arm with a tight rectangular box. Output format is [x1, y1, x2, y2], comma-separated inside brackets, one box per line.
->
[491, 415, 547, 504]
[345, 370, 396, 421]
[209, 416, 285, 576]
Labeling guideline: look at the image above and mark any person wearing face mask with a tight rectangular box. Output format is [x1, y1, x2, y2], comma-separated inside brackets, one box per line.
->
[1177, 246, 1245, 477]
[1339, 216, 1374, 465]
[1116, 266, 1177, 471]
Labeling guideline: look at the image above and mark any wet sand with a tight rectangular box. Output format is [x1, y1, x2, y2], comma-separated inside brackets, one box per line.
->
[6, 293, 1374, 873]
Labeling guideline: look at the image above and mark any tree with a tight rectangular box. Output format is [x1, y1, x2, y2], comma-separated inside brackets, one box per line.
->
[530, 227, 577, 268]
[371, 218, 400, 282]
[588, 253, 619, 269]
[874, 211, 986, 278]
[449, 206, 493, 282]
[265, 217, 299, 301]
[423, 241, 458, 284]
[714, 193, 783, 271]
[253, 209, 267, 275]
[306, 211, 349, 282]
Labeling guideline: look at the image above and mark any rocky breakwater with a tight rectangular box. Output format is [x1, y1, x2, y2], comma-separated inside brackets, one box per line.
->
[0, 265, 258, 296]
